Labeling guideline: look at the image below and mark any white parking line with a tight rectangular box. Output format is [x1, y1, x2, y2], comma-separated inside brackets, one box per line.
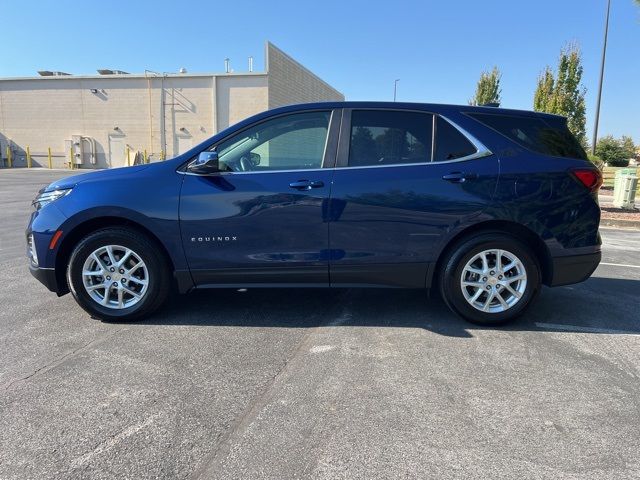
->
[599, 262, 640, 269]
[534, 322, 636, 335]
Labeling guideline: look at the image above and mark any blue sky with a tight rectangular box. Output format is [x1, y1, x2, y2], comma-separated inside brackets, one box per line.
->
[1, 0, 638, 143]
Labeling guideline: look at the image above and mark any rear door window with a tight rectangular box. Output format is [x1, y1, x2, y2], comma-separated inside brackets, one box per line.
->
[348, 110, 433, 167]
[468, 112, 586, 160]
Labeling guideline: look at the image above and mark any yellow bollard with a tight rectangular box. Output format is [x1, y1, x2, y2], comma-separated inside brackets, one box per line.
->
[48, 147, 52, 169]
[27, 146, 31, 168]
[69, 148, 73, 169]
[7, 146, 12, 168]
[161, 150, 165, 161]
[144, 149, 148, 164]
[127, 147, 131, 166]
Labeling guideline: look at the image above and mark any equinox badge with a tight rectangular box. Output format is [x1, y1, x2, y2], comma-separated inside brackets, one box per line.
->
[191, 236, 237, 242]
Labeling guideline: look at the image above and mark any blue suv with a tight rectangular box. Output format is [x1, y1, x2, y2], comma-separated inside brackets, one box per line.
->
[27, 102, 602, 325]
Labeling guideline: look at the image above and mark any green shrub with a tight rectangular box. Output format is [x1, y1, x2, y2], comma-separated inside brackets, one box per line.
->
[595, 135, 633, 167]
[609, 158, 630, 167]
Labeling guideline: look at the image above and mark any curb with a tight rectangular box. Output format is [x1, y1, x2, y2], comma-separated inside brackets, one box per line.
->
[600, 218, 640, 230]
[0, 167, 78, 172]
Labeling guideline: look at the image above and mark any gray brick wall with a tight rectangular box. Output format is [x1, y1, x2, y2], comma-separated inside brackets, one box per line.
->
[267, 42, 344, 109]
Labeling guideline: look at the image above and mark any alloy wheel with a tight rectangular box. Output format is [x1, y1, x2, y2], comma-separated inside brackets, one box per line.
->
[81, 245, 149, 309]
[460, 249, 527, 313]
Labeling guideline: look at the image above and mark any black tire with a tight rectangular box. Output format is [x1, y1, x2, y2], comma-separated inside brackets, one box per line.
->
[438, 233, 541, 326]
[66, 227, 171, 321]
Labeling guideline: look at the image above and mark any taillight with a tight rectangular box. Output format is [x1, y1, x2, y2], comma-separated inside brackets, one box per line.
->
[572, 169, 602, 192]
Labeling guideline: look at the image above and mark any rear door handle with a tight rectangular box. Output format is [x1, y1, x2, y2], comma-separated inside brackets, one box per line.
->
[289, 180, 325, 191]
[442, 172, 478, 183]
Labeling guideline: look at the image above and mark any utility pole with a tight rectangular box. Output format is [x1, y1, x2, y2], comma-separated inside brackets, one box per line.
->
[592, 0, 611, 155]
[393, 79, 400, 102]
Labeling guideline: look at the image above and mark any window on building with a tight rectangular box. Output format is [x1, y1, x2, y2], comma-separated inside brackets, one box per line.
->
[214, 111, 331, 172]
[347, 110, 433, 167]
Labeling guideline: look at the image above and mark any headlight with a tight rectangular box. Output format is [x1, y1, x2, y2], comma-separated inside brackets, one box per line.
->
[32, 188, 72, 210]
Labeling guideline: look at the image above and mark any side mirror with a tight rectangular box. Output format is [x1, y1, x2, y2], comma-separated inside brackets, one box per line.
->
[189, 151, 219, 174]
[250, 152, 261, 166]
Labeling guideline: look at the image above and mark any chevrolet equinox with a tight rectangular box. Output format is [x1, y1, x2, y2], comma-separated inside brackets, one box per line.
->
[27, 102, 602, 325]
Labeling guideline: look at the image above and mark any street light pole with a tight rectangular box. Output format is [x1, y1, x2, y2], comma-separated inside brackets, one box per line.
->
[393, 79, 400, 102]
[592, 0, 611, 155]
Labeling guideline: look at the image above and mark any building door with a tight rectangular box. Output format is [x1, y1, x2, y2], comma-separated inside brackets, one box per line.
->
[108, 135, 126, 167]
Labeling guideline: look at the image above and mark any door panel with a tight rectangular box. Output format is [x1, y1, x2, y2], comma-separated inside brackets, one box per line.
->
[328, 109, 498, 287]
[180, 171, 333, 285]
[179, 109, 340, 286]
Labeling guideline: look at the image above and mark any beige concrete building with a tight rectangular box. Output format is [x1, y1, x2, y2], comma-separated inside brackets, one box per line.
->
[0, 42, 343, 169]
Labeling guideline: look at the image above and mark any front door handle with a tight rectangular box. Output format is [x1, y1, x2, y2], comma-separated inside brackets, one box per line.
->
[289, 180, 325, 191]
[442, 172, 477, 183]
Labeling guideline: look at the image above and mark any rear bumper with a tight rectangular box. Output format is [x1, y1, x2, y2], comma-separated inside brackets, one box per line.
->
[29, 264, 61, 294]
[549, 251, 601, 287]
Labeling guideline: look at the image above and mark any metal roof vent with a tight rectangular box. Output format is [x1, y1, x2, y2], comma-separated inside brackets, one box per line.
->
[37, 71, 71, 76]
[97, 69, 130, 75]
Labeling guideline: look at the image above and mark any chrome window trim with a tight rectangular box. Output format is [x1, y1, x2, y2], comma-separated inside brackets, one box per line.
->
[335, 108, 493, 170]
[178, 167, 329, 176]
[179, 108, 493, 176]
[437, 115, 493, 162]
[329, 155, 484, 171]
[178, 154, 487, 175]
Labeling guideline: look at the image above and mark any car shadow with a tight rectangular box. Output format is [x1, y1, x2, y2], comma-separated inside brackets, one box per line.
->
[124, 276, 640, 338]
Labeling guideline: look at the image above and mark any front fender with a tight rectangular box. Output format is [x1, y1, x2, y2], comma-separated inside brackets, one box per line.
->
[46, 205, 188, 273]
[43, 167, 188, 274]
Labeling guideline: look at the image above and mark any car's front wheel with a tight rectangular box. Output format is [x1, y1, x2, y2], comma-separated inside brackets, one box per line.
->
[439, 233, 541, 325]
[67, 228, 170, 321]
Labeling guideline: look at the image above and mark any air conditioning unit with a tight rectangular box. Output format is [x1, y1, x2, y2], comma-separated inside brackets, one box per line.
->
[613, 169, 638, 210]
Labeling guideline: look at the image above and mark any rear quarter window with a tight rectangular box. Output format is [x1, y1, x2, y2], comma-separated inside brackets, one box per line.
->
[468, 112, 587, 160]
[433, 116, 477, 162]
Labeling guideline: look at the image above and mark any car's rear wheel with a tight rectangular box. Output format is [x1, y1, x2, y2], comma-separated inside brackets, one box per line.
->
[67, 228, 170, 321]
[439, 233, 541, 325]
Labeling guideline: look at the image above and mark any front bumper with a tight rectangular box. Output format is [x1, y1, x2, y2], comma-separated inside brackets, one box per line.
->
[29, 264, 61, 294]
[549, 251, 601, 287]
[26, 201, 69, 295]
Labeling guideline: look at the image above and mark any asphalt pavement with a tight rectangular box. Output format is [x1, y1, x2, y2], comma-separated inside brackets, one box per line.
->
[1, 169, 639, 479]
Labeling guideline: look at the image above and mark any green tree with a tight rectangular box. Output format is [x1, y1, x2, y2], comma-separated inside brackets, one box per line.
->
[533, 44, 587, 147]
[620, 135, 636, 160]
[595, 135, 630, 167]
[533, 67, 555, 112]
[470, 66, 501, 106]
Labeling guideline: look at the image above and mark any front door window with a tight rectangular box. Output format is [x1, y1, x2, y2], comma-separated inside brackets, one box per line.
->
[212, 111, 332, 172]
